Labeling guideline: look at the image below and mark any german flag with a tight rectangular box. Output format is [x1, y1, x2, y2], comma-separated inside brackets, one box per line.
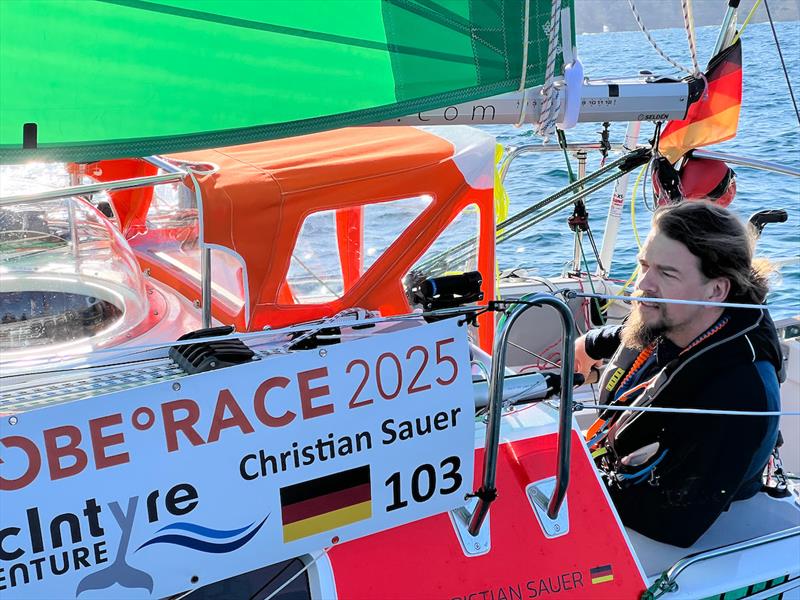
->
[280, 465, 372, 542]
[660, 40, 742, 164]
[590, 564, 614, 585]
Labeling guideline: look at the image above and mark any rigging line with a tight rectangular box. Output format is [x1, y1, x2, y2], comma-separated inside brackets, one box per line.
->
[494, 173, 626, 248]
[601, 266, 639, 311]
[572, 403, 799, 417]
[732, 0, 764, 44]
[630, 164, 647, 249]
[763, 0, 800, 127]
[681, 0, 701, 75]
[0, 310, 443, 375]
[644, 156, 656, 212]
[589, 383, 598, 405]
[501, 151, 634, 227]
[626, 0, 695, 76]
[584, 225, 604, 273]
[290, 253, 340, 299]
[417, 153, 637, 273]
[577, 236, 606, 325]
[280, 308, 364, 353]
[249, 558, 303, 600]
[508, 340, 561, 368]
[494, 170, 630, 244]
[566, 290, 767, 311]
[557, 129, 576, 183]
[168, 588, 195, 600]
[265, 549, 329, 600]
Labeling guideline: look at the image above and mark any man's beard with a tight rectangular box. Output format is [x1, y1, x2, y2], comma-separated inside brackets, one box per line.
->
[621, 302, 668, 350]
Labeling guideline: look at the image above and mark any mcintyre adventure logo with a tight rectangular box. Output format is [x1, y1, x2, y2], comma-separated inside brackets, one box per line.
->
[0, 481, 267, 598]
[74, 493, 269, 596]
[73, 492, 268, 596]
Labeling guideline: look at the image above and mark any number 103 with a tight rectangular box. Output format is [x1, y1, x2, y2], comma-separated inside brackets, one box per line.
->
[384, 456, 462, 512]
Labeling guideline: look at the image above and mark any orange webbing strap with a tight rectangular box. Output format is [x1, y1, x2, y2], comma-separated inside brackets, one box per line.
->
[585, 342, 656, 445]
[586, 316, 730, 447]
[585, 417, 606, 444]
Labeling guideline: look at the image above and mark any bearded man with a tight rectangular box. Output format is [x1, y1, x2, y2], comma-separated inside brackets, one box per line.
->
[574, 201, 782, 547]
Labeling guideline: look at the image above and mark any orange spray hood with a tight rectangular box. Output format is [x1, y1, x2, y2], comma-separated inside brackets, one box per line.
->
[169, 126, 497, 350]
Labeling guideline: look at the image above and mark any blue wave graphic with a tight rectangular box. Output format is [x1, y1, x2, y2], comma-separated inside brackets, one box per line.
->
[156, 521, 253, 539]
[136, 514, 268, 554]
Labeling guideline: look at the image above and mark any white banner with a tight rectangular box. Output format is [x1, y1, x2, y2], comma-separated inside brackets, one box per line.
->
[0, 319, 475, 599]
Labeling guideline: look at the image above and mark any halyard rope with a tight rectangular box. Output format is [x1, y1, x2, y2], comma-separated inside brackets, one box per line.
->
[627, 0, 701, 78]
[681, 0, 701, 76]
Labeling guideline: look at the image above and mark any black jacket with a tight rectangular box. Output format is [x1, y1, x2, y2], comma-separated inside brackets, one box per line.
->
[585, 308, 782, 547]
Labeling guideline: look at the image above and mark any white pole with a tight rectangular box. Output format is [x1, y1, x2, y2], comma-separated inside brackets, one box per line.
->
[712, 3, 738, 57]
[596, 121, 641, 276]
[571, 149, 588, 273]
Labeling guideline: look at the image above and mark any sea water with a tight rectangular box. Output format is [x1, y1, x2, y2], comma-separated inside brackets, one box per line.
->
[491, 21, 799, 319]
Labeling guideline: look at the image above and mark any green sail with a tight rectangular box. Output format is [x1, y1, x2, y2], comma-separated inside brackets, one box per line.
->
[0, 0, 573, 163]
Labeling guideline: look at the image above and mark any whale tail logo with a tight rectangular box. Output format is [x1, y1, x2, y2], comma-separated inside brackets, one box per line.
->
[76, 497, 154, 596]
[76, 498, 268, 597]
[75, 563, 154, 596]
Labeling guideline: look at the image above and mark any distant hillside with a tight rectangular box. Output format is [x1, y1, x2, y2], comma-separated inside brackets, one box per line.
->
[575, 0, 799, 33]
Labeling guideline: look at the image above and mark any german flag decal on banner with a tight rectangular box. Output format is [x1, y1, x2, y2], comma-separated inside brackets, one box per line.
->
[660, 39, 742, 163]
[280, 466, 372, 542]
[590, 564, 614, 585]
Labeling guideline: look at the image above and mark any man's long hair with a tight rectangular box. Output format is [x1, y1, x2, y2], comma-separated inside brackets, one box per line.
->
[652, 201, 769, 304]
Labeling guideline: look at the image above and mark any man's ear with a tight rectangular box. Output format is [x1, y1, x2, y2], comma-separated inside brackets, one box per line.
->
[707, 277, 731, 302]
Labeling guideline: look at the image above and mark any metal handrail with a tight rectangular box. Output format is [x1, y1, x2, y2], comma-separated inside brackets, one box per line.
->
[498, 142, 633, 180]
[467, 294, 576, 535]
[145, 155, 220, 176]
[657, 526, 800, 595]
[0, 172, 185, 206]
[144, 155, 185, 174]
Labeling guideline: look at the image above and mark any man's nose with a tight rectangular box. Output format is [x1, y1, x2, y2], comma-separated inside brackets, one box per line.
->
[637, 269, 658, 295]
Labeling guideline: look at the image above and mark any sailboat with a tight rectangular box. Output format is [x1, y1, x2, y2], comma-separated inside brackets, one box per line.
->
[1, 1, 798, 599]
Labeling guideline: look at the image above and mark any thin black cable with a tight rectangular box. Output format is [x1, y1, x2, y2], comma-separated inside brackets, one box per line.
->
[644, 122, 661, 211]
[584, 225, 605, 273]
[576, 235, 607, 326]
[250, 558, 303, 600]
[643, 157, 654, 212]
[764, 0, 800, 127]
